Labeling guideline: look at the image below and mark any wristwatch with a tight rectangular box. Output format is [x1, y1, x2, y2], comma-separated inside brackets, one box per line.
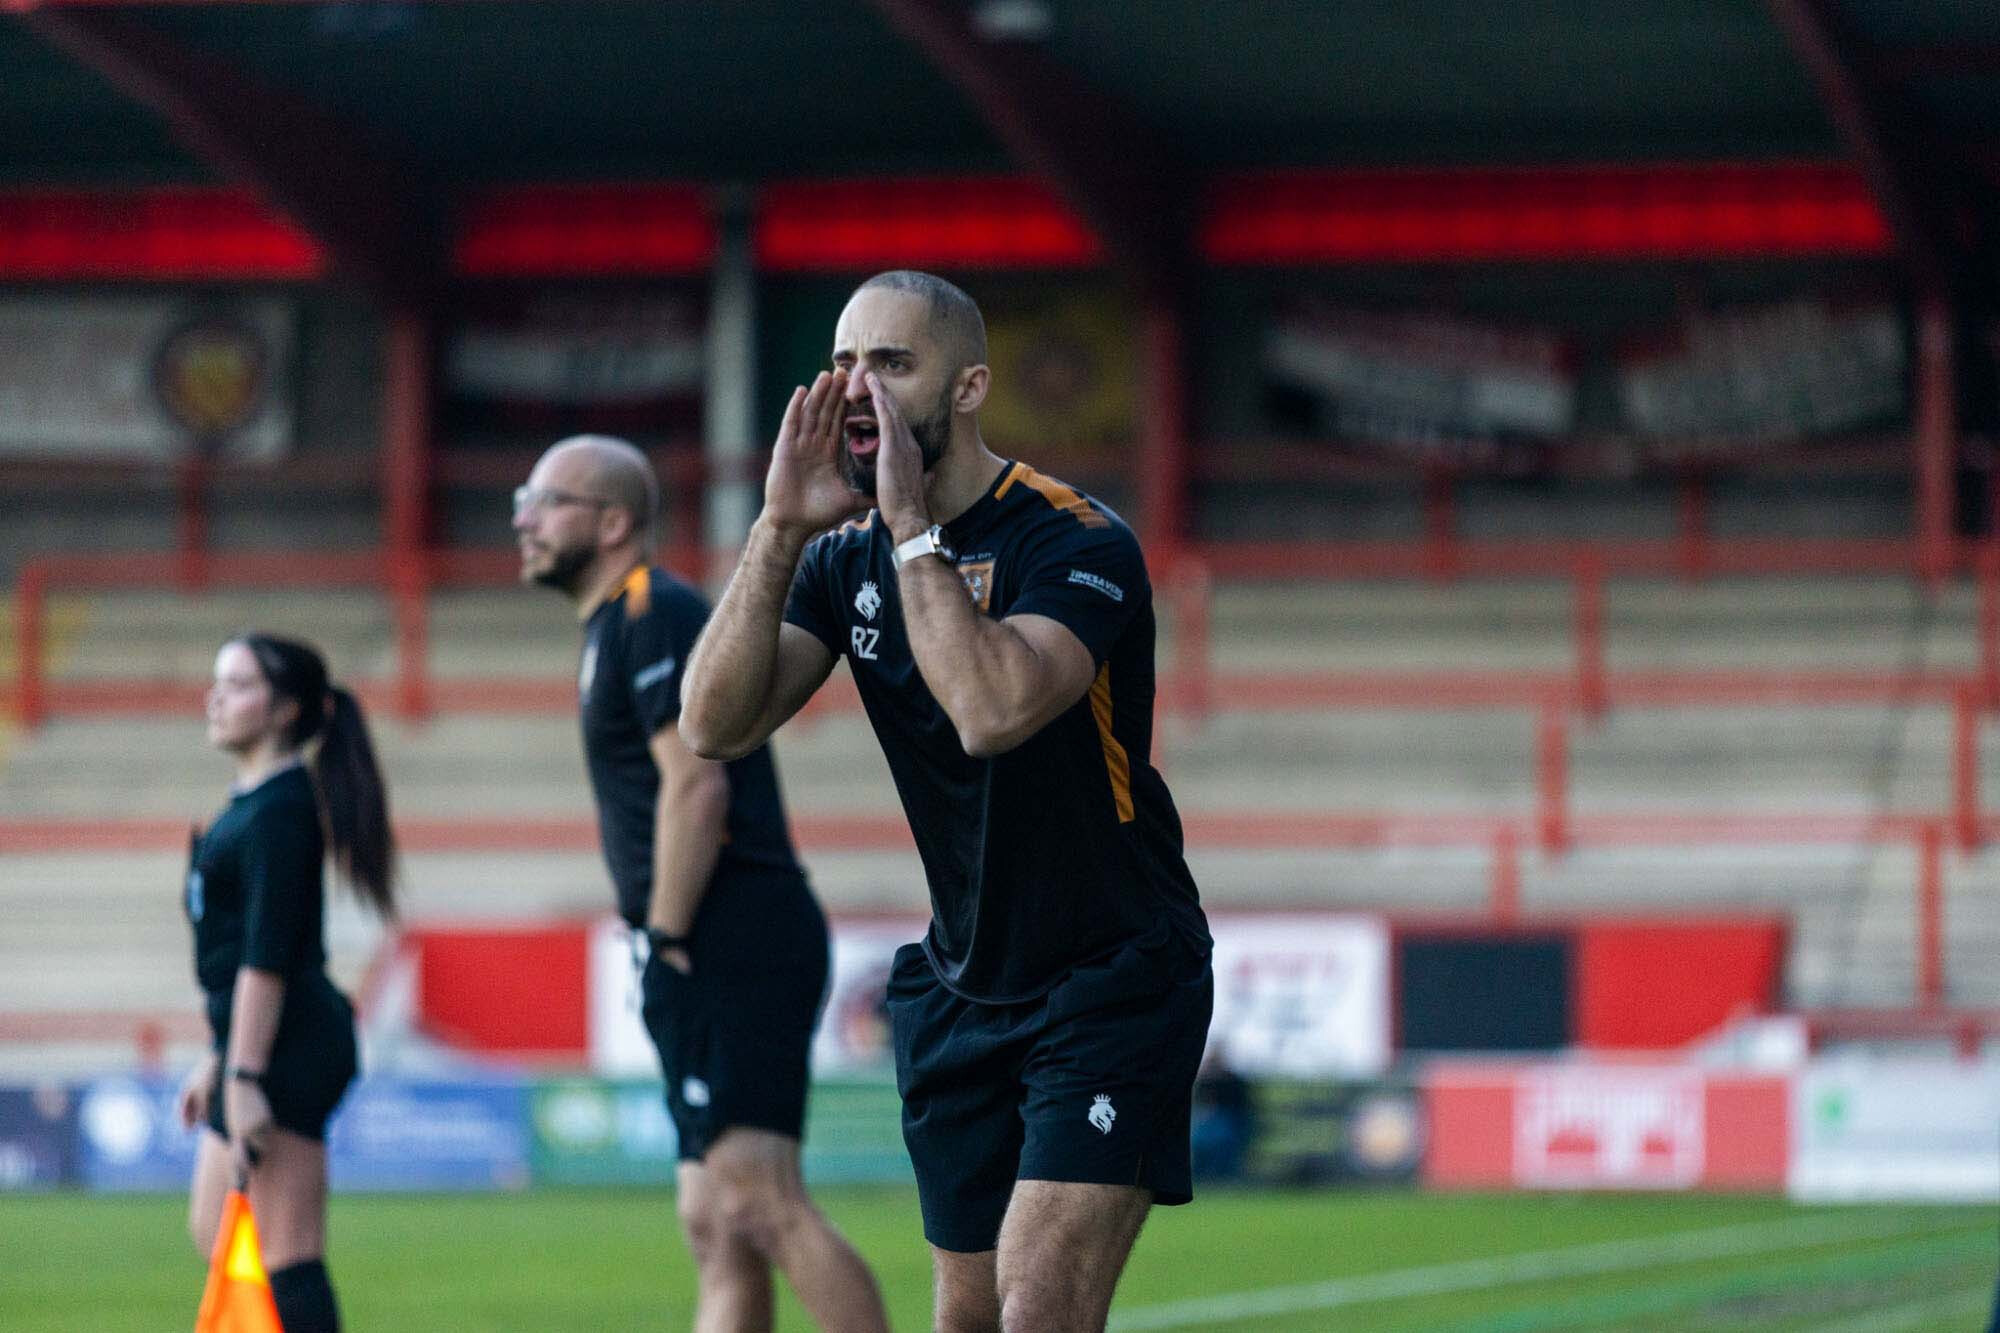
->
[893, 524, 956, 569]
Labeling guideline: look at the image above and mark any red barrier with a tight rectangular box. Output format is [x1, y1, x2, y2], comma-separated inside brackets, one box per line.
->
[1423, 1063, 1791, 1191]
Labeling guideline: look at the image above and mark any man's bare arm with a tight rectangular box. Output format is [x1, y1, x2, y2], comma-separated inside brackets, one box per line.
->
[897, 556, 1098, 757]
[680, 515, 836, 760]
[642, 722, 729, 972]
[682, 368, 857, 760]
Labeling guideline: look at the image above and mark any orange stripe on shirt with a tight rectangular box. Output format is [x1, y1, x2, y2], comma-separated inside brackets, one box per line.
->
[1088, 664, 1135, 823]
[1012, 464, 1108, 528]
[619, 565, 651, 617]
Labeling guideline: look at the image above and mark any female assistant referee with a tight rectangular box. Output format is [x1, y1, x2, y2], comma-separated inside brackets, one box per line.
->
[175, 633, 396, 1333]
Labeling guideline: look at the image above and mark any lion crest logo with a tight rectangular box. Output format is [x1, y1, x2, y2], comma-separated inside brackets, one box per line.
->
[1088, 1094, 1116, 1135]
[854, 581, 882, 621]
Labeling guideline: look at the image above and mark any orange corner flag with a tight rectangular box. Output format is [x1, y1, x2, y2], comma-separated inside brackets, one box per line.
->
[194, 1189, 284, 1333]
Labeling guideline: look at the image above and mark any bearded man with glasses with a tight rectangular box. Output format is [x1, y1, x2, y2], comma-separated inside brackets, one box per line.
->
[514, 435, 887, 1332]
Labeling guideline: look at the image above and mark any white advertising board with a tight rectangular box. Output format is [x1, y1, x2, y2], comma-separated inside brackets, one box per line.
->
[1789, 1058, 2000, 1202]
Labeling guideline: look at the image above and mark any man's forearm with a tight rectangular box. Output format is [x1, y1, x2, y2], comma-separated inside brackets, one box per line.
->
[681, 513, 813, 756]
[897, 553, 1047, 754]
[647, 777, 728, 937]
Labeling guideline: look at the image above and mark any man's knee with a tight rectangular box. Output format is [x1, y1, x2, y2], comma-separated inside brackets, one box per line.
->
[936, 1290, 1001, 1333]
[933, 1249, 1000, 1333]
[711, 1178, 803, 1259]
[676, 1183, 722, 1263]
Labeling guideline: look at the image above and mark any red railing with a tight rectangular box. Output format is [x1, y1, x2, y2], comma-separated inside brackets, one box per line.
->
[9, 535, 2000, 1015]
[0, 808, 1970, 1009]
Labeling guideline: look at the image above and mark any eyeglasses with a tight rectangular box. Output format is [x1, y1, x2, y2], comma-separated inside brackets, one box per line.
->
[512, 486, 612, 518]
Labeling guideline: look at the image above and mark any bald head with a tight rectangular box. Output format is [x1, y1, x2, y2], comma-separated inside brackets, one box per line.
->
[854, 270, 987, 374]
[539, 434, 659, 546]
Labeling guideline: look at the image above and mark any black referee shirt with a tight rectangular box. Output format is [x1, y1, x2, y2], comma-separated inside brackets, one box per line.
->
[582, 565, 802, 927]
[186, 764, 327, 996]
[784, 460, 1210, 1003]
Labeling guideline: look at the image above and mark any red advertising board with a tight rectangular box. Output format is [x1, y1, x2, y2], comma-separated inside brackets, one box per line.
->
[1423, 1062, 1788, 1191]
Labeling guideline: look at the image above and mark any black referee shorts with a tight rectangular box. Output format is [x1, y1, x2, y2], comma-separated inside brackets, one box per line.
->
[639, 867, 829, 1161]
[887, 922, 1214, 1253]
[205, 972, 357, 1143]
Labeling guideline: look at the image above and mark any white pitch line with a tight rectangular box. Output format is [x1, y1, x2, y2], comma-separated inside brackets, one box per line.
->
[1108, 1212, 1967, 1331]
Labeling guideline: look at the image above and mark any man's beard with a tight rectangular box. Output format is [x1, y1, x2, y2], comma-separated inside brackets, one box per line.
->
[843, 388, 951, 498]
[527, 542, 595, 595]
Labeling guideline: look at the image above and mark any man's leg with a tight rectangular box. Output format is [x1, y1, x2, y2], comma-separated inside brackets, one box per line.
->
[698, 1126, 888, 1333]
[677, 1158, 775, 1333]
[994, 1181, 1150, 1333]
[930, 1245, 1000, 1333]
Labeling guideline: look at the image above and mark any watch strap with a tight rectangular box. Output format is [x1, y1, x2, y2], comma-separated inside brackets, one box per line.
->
[894, 525, 954, 568]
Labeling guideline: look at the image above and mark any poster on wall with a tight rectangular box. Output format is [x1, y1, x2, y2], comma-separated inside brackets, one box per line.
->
[445, 288, 707, 439]
[0, 296, 295, 461]
[1617, 300, 1905, 455]
[977, 284, 1137, 474]
[1262, 298, 1577, 469]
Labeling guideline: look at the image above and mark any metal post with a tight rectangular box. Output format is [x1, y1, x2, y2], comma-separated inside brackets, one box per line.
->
[175, 454, 210, 591]
[1137, 300, 1189, 570]
[1574, 554, 1607, 719]
[1536, 697, 1569, 855]
[383, 310, 432, 721]
[703, 184, 759, 583]
[1423, 468, 1457, 582]
[1490, 823, 1521, 923]
[1913, 295, 1956, 587]
[14, 560, 46, 729]
[1916, 821, 1944, 1008]
[1677, 472, 1709, 584]
[1954, 684, 1981, 852]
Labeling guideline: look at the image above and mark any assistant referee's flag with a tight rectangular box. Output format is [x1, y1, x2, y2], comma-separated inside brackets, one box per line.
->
[194, 1189, 283, 1333]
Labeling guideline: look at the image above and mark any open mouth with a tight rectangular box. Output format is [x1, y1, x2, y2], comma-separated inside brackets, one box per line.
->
[844, 417, 880, 458]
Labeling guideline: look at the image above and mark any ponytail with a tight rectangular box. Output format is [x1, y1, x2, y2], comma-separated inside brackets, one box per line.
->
[312, 685, 398, 919]
[232, 633, 398, 919]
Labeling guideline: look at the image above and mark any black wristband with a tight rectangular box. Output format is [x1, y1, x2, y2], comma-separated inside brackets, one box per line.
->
[227, 1065, 265, 1085]
[646, 928, 691, 954]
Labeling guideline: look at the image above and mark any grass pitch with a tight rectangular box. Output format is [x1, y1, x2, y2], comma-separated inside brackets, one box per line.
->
[1, 1187, 1991, 1331]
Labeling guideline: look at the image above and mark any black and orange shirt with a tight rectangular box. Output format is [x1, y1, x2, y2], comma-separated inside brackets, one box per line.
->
[186, 764, 327, 997]
[582, 565, 802, 927]
[784, 460, 1210, 1003]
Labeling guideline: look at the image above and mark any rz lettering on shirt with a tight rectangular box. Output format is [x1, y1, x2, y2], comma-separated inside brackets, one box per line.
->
[850, 626, 881, 660]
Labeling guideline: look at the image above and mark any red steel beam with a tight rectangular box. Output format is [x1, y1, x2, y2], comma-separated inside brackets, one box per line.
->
[1763, 0, 1958, 290]
[11, 4, 438, 302]
[862, 0, 1189, 294]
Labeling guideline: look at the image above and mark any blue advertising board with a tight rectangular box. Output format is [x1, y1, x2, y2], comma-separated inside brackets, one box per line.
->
[327, 1077, 531, 1192]
[0, 1085, 79, 1190]
[75, 1076, 199, 1191]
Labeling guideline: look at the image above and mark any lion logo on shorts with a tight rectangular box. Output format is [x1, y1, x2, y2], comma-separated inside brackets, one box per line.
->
[1088, 1094, 1116, 1135]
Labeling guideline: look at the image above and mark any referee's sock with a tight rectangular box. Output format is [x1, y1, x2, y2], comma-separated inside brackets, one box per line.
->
[269, 1259, 340, 1333]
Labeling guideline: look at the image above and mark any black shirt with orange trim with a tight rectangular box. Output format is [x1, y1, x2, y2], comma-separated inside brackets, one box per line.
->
[784, 461, 1210, 1002]
[583, 565, 803, 927]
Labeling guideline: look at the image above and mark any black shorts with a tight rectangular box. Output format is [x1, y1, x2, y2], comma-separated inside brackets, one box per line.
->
[887, 922, 1214, 1253]
[205, 972, 357, 1143]
[639, 867, 829, 1161]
